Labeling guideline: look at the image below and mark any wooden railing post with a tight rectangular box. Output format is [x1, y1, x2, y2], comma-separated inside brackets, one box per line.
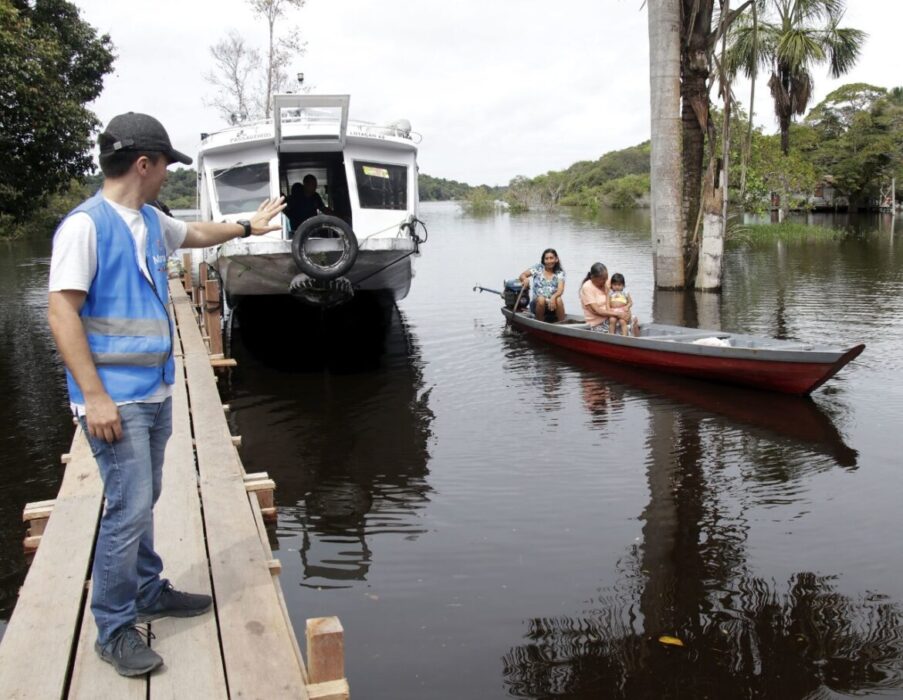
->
[204, 279, 223, 356]
[181, 253, 192, 298]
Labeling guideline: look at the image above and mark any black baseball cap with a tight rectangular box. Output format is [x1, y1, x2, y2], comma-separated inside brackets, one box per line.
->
[98, 112, 192, 165]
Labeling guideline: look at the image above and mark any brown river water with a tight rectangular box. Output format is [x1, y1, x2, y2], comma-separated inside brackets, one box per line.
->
[1, 203, 902, 698]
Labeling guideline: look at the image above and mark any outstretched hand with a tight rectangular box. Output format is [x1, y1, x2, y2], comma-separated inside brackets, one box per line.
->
[249, 197, 287, 236]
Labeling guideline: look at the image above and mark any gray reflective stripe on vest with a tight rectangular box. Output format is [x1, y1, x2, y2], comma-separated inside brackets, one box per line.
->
[82, 316, 170, 337]
[92, 351, 171, 367]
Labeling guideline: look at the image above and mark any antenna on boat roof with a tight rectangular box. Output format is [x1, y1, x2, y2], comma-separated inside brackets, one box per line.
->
[297, 72, 304, 86]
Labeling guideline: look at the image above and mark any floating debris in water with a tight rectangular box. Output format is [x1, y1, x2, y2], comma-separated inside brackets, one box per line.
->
[658, 635, 684, 647]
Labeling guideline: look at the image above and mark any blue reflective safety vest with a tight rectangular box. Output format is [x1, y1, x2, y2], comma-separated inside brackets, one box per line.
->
[60, 192, 175, 405]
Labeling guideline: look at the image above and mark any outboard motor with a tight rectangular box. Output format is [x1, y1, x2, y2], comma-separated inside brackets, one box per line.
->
[503, 279, 530, 311]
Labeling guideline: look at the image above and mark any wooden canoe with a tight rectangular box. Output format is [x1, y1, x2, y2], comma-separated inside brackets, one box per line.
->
[502, 308, 865, 396]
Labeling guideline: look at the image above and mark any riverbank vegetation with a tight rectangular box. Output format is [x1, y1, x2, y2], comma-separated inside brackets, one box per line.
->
[504, 82, 903, 217]
[730, 221, 843, 245]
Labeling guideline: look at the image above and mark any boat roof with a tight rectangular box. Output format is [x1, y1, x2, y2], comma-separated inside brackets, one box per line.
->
[198, 94, 418, 158]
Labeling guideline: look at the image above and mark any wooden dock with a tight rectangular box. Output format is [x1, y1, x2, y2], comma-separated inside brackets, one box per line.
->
[0, 279, 349, 699]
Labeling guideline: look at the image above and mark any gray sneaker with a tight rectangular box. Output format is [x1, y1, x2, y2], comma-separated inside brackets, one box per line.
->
[95, 626, 163, 677]
[136, 582, 212, 623]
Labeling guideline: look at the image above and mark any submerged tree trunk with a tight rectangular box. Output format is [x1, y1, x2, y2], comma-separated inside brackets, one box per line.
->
[696, 158, 725, 290]
[696, 0, 730, 292]
[649, 0, 686, 289]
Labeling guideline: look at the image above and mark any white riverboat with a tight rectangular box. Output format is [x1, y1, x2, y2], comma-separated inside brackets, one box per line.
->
[190, 94, 426, 312]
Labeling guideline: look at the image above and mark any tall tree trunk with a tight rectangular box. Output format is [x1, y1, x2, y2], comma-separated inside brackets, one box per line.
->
[649, 0, 686, 289]
[265, 14, 276, 118]
[680, 0, 715, 285]
[739, 0, 757, 201]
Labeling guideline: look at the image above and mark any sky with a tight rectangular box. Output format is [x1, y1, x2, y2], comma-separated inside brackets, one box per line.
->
[72, 0, 903, 186]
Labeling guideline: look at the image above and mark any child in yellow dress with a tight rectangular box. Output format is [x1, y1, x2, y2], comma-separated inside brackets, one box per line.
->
[607, 273, 637, 336]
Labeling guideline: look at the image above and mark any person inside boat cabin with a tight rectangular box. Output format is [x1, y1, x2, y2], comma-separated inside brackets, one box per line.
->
[518, 248, 566, 322]
[47, 111, 285, 678]
[286, 174, 334, 232]
[607, 272, 638, 336]
[579, 262, 636, 334]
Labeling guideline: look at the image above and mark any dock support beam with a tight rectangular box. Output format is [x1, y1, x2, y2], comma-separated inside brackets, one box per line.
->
[244, 472, 277, 522]
[22, 500, 55, 554]
[306, 616, 349, 700]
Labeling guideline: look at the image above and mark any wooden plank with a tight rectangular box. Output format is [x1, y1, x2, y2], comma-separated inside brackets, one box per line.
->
[22, 535, 43, 553]
[248, 491, 307, 682]
[0, 430, 103, 699]
[308, 679, 351, 700]
[148, 352, 228, 699]
[210, 358, 238, 369]
[23, 500, 54, 539]
[171, 280, 309, 699]
[22, 500, 55, 521]
[67, 588, 146, 700]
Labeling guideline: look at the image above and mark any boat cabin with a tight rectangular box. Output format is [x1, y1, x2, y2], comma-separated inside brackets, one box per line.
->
[197, 95, 419, 240]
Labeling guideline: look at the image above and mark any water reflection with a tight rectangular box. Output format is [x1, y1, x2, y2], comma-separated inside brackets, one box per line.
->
[580, 376, 625, 429]
[566, 348, 856, 470]
[222, 301, 433, 588]
[504, 324, 857, 471]
[503, 573, 903, 698]
[0, 240, 73, 624]
[502, 395, 902, 698]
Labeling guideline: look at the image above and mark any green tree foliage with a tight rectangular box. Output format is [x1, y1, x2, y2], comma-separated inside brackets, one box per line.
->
[418, 173, 472, 201]
[558, 142, 651, 198]
[802, 84, 903, 207]
[418, 173, 504, 202]
[0, 0, 114, 226]
[86, 168, 199, 211]
[462, 187, 496, 216]
[160, 168, 199, 209]
[504, 176, 532, 213]
[511, 143, 652, 212]
[726, 0, 866, 154]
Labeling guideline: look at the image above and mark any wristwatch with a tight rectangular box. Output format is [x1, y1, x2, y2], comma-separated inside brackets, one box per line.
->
[237, 219, 252, 238]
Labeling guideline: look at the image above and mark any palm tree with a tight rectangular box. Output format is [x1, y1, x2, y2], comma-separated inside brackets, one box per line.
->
[728, 0, 866, 155]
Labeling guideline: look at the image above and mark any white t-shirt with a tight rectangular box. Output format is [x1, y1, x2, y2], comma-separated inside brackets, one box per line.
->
[49, 197, 189, 415]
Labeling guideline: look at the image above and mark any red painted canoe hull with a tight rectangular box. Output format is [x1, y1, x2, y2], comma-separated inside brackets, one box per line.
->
[506, 311, 864, 396]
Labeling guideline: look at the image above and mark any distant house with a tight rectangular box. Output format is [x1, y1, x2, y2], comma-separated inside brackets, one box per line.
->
[808, 177, 849, 211]
[770, 176, 849, 212]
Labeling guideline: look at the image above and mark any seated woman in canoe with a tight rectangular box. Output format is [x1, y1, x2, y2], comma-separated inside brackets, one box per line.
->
[579, 262, 636, 333]
[518, 248, 566, 322]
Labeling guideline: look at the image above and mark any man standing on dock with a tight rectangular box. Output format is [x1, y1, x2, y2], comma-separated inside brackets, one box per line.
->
[47, 112, 285, 677]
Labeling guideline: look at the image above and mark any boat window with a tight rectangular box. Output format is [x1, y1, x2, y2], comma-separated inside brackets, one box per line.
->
[353, 161, 407, 210]
[212, 162, 270, 214]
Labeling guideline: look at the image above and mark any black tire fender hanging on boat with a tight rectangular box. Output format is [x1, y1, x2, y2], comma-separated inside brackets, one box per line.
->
[290, 215, 359, 281]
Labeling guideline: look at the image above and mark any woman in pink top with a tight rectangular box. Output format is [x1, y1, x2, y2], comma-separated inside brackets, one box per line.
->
[579, 263, 635, 333]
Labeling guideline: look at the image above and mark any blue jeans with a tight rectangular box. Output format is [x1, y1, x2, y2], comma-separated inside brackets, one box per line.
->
[79, 398, 171, 646]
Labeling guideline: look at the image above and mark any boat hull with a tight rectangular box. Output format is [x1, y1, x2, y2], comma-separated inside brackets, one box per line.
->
[503, 309, 864, 395]
[211, 238, 415, 302]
